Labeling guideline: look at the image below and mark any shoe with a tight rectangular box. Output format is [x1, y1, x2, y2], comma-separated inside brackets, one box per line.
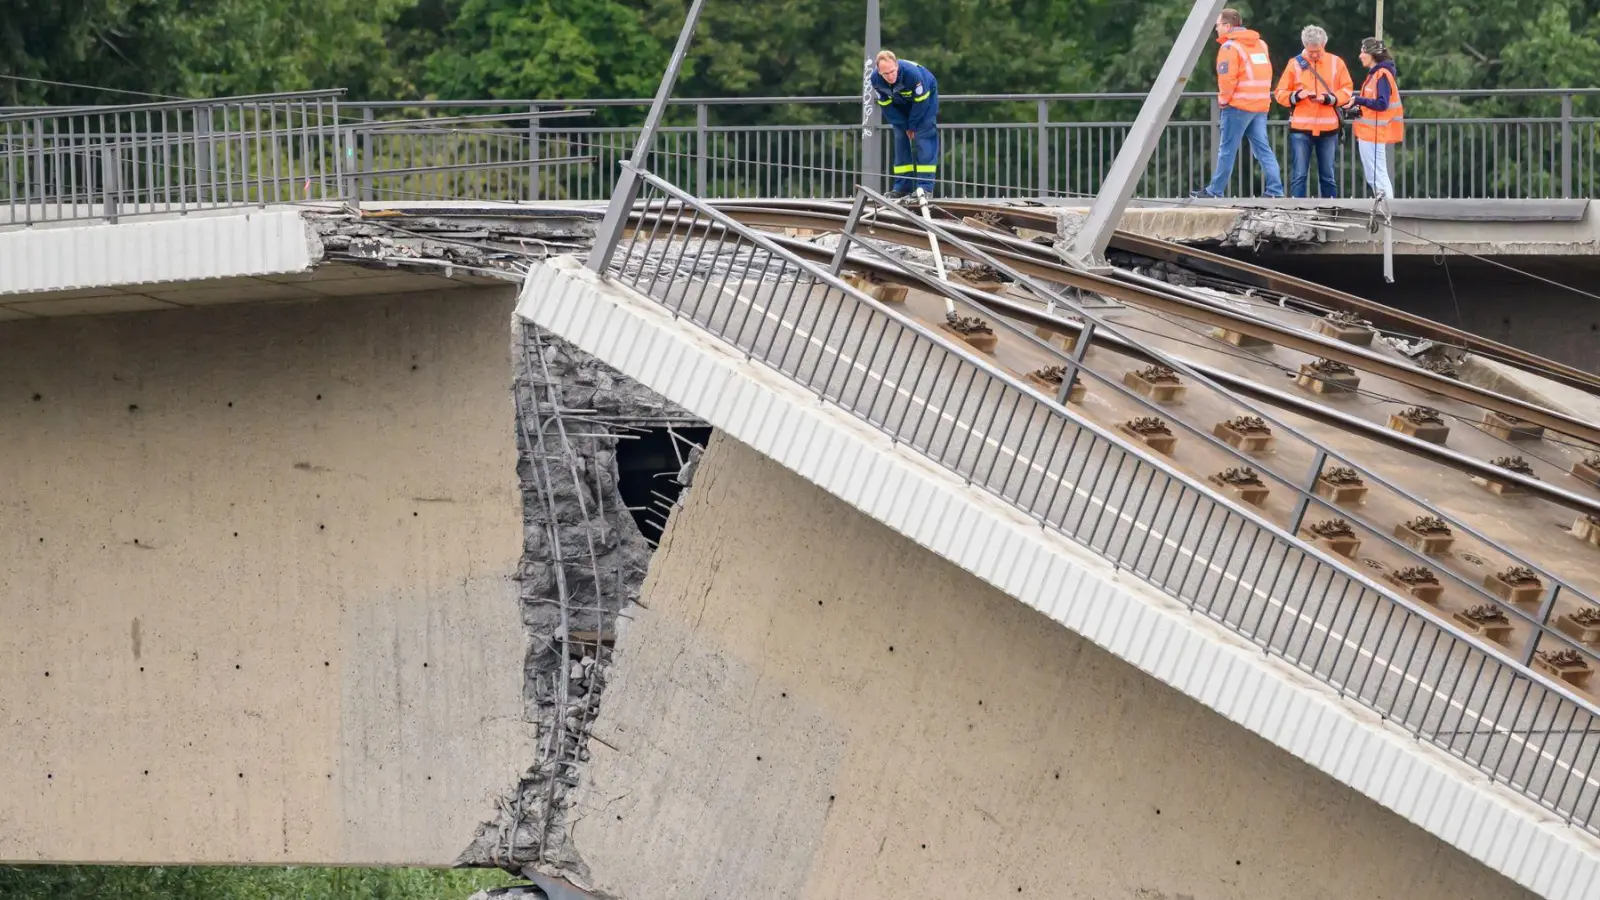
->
[884, 190, 909, 201]
[1189, 189, 1222, 199]
[1260, 193, 1285, 199]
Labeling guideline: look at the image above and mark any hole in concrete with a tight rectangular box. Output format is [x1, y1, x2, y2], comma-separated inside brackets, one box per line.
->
[413, 512, 419, 517]
[44, 671, 49, 677]
[319, 524, 325, 531]
[1235, 860, 1241, 866]
[756, 756, 762, 762]
[828, 795, 835, 802]
[316, 394, 323, 401]
[238, 773, 244, 778]
[614, 425, 712, 544]
[1155, 808, 1161, 814]
[47, 774, 52, 780]
[227, 402, 233, 408]
[616, 815, 623, 821]
[1054, 772, 1059, 779]
[888, 646, 895, 652]
[32, 393, 41, 401]
[411, 364, 419, 371]
[38, 537, 43, 543]
[234, 664, 241, 670]
[324, 661, 330, 667]
[139, 667, 144, 672]
[233, 532, 239, 537]
[127, 404, 138, 412]
[423, 662, 429, 668]
[143, 770, 149, 775]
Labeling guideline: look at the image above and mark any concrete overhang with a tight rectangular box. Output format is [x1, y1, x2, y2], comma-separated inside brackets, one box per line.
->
[517, 255, 1600, 900]
[0, 206, 544, 321]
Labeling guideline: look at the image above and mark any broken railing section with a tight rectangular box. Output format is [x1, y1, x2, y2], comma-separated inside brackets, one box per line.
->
[594, 165, 1600, 835]
[461, 322, 701, 879]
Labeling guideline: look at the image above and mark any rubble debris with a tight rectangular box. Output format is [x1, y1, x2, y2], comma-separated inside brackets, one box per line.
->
[457, 322, 698, 881]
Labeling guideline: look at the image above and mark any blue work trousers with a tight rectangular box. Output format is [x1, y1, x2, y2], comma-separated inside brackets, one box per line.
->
[891, 127, 939, 194]
[1289, 130, 1339, 198]
[1204, 107, 1283, 197]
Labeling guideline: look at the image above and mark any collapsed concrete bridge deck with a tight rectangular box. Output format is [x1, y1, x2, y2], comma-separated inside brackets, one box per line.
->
[3, 200, 1599, 900]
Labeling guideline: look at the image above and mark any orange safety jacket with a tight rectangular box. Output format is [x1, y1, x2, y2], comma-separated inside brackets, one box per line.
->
[1216, 28, 1272, 113]
[1352, 66, 1404, 144]
[1273, 52, 1353, 135]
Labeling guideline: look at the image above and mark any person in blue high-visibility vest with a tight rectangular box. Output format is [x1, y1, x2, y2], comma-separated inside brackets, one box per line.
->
[869, 50, 939, 198]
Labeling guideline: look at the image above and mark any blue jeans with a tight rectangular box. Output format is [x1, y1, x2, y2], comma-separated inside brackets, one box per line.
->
[1289, 130, 1339, 198]
[891, 127, 939, 194]
[1204, 107, 1283, 197]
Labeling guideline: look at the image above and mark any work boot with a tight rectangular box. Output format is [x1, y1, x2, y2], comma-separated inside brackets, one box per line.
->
[884, 190, 909, 201]
[1189, 188, 1222, 199]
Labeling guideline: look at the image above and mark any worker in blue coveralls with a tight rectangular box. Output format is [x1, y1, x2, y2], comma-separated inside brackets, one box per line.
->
[870, 49, 939, 199]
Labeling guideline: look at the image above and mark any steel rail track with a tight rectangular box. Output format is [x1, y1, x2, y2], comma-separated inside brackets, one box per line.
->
[701, 200, 1600, 448]
[623, 202, 1600, 520]
[927, 199, 1600, 396]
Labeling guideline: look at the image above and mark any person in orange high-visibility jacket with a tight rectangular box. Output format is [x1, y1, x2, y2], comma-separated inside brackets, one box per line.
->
[1273, 25, 1352, 198]
[1344, 37, 1403, 199]
[1194, 9, 1283, 198]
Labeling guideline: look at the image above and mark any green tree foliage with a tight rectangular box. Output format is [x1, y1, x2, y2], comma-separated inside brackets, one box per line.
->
[423, 0, 674, 102]
[10, 0, 1600, 111]
[0, 865, 516, 900]
[1, 0, 414, 105]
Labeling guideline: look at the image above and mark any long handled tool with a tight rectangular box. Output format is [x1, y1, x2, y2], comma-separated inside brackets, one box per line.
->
[909, 132, 957, 317]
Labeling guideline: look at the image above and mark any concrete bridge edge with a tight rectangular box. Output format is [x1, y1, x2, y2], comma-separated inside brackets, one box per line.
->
[515, 254, 1600, 900]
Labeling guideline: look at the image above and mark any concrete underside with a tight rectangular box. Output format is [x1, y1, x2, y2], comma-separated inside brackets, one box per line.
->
[569, 433, 1534, 900]
[0, 287, 532, 865]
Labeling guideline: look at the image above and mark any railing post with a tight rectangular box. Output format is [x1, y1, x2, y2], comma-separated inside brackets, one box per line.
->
[1561, 93, 1574, 199]
[1057, 320, 1094, 404]
[29, 117, 43, 213]
[1209, 97, 1221, 184]
[1524, 583, 1563, 665]
[861, 0, 884, 194]
[195, 108, 213, 206]
[589, 0, 707, 274]
[361, 107, 375, 202]
[830, 191, 869, 276]
[101, 142, 120, 224]
[1036, 99, 1050, 201]
[696, 102, 709, 196]
[1289, 448, 1329, 534]
[527, 104, 543, 202]
[1067, 0, 1226, 262]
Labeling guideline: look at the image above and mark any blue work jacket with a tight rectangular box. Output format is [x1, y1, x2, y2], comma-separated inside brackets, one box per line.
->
[870, 59, 939, 131]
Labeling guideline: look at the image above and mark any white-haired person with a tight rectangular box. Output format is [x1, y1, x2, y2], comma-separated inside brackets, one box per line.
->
[1273, 24, 1353, 198]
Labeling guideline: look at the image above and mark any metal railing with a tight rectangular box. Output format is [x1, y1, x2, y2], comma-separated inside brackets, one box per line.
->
[8, 89, 1600, 227]
[826, 189, 1600, 673]
[346, 90, 1600, 201]
[2, 90, 347, 225]
[602, 163, 1600, 836]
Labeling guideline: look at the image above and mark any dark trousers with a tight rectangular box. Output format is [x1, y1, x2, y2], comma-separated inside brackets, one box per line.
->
[891, 127, 939, 194]
[1288, 130, 1340, 198]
